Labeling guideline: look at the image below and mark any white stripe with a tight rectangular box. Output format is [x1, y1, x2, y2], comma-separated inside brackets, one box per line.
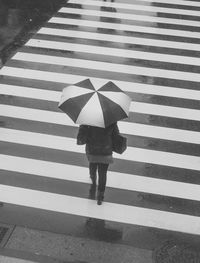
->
[0, 84, 61, 101]
[1, 104, 200, 145]
[60, 7, 200, 28]
[1, 67, 200, 101]
[49, 17, 200, 39]
[1, 79, 200, 122]
[40, 26, 200, 52]
[133, 0, 200, 8]
[131, 101, 200, 122]
[1, 102, 200, 145]
[1, 154, 200, 202]
[0, 105, 75, 126]
[0, 184, 200, 235]
[38, 27, 200, 52]
[1, 128, 200, 171]
[12, 52, 200, 82]
[69, 0, 200, 17]
[26, 39, 200, 67]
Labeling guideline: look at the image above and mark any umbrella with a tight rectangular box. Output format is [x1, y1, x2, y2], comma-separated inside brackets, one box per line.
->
[58, 78, 131, 128]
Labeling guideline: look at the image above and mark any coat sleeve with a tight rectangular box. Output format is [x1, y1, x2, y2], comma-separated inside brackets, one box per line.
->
[77, 125, 89, 145]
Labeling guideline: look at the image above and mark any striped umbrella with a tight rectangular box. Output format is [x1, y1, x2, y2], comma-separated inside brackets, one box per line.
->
[58, 78, 131, 128]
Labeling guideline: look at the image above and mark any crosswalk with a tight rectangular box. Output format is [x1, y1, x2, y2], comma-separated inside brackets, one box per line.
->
[1, 0, 200, 238]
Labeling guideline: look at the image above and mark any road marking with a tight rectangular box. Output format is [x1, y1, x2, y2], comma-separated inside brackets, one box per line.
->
[38, 27, 200, 52]
[49, 17, 200, 39]
[122, 0, 200, 7]
[69, 0, 200, 17]
[60, 7, 200, 28]
[12, 52, 200, 82]
[26, 39, 200, 66]
[130, 102, 200, 122]
[1, 154, 200, 201]
[1, 103, 200, 145]
[2, 67, 200, 101]
[1, 128, 200, 171]
[1, 85, 200, 122]
[1, 104, 200, 144]
[131, 0, 200, 8]
[0, 184, 200, 235]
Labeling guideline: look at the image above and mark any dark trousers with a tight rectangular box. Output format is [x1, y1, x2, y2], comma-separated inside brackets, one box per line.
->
[89, 163, 109, 192]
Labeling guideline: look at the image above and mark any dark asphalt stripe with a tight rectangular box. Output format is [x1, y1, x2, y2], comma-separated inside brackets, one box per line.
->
[151, 2, 200, 11]
[63, 9, 200, 30]
[2, 84, 200, 112]
[6, 60, 200, 92]
[1, 115, 200, 157]
[1, 142, 200, 185]
[127, 93, 200, 110]
[6, 59, 142, 83]
[64, 2, 200, 21]
[20, 45, 200, 74]
[45, 22, 200, 44]
[2, 67, 200, 93]
[3, 84, 200, 110]
[56, 11, 200, 32]
[0, 75, 67, 92]
[0, 89, 200, 138]
[33, 33, 200, 58]
[0, 169, 200, 218]
[0, 116, 77, 138]
[65, 1, 200, 11]
[2, 90, 200, 131]
[128, 112, 200, 132]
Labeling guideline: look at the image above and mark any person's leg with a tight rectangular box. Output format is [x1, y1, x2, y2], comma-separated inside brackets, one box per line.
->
[89, 184, 97, 200]
[97, 163, 109, 205]
[89, 162, 97, 185]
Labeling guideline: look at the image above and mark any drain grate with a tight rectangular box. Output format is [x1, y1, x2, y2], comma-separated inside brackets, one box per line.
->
[0, 227, 9, 244]
[0, 224, 15, 248]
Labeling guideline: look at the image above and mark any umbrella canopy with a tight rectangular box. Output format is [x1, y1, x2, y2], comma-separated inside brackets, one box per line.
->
[58, 78, 131, 128]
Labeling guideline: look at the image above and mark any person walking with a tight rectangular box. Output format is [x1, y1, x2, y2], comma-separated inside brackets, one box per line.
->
[77, 122, 120, 205]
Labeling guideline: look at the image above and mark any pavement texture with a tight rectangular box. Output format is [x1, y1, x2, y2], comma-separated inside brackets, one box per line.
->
[0, 222, 199, 263]
[0, 224, 152, 263]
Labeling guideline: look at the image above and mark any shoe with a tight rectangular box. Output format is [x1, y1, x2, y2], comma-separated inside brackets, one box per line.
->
[90, 174, 96, 185]
[97, 191, 104, 205]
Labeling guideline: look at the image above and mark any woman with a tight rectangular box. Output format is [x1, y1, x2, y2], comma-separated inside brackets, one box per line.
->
[77, 122, 119, 205]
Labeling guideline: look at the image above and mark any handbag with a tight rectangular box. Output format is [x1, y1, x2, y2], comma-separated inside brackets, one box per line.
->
[112, 134, 127, 154]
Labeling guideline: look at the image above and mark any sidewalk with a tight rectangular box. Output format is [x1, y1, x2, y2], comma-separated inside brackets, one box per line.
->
[0, 223, 152, 263]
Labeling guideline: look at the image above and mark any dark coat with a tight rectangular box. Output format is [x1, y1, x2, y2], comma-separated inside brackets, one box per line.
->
[77, 123, 119, 156]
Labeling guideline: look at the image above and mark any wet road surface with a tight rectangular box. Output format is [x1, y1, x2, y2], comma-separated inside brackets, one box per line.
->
[1, 0, 200, 259]
[0, 0, 65, 64]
